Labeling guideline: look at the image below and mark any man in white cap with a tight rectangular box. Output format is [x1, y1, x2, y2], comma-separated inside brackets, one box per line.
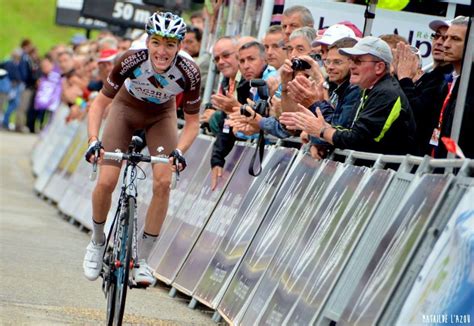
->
[280, 36, 416, 155]
[313, 24, 356, 60]
[395, 18, 453, 156]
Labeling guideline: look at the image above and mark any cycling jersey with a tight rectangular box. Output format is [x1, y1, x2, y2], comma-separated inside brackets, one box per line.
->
[102, 49, 201, 114]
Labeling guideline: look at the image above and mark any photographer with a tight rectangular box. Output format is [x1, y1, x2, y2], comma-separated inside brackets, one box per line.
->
[210, 41, 277, 189]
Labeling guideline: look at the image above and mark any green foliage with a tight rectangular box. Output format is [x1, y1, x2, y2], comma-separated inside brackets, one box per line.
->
[0, 0, 85, 60]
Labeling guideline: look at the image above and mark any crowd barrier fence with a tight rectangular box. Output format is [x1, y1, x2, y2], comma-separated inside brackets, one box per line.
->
[32, 106, 474, 325]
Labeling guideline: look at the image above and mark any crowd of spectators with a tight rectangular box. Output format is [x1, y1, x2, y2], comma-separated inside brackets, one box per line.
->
[0, 5, 472, 178]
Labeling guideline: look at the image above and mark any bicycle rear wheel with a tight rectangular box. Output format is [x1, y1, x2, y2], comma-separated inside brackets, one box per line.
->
[107, 196, 135, 326]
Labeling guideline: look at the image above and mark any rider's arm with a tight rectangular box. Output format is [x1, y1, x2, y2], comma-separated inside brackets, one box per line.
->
[177, 112, 200, 153]
[87, 92, 113, 143]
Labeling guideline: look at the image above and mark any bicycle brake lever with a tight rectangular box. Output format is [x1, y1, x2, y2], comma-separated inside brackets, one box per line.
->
[89, 149, 99, 181]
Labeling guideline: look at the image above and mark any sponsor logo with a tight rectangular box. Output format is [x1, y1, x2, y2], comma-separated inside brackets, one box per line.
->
[119, 50, 147, 75]
[177, 59, 200, 91]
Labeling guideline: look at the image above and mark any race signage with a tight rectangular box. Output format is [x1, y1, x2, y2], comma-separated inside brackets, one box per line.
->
[56, 0, 108, 29]
[81, 0, 157, 30]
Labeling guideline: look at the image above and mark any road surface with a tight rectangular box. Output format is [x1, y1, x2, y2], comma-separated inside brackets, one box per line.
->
[0, 130, 216, 325]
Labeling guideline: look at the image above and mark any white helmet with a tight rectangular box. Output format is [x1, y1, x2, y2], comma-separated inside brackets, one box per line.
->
[146, 12, 187, 41]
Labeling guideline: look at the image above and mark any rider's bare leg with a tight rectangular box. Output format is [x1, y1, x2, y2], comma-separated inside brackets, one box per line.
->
[144, 162, 172, 236]
[91, 164, 121, 243]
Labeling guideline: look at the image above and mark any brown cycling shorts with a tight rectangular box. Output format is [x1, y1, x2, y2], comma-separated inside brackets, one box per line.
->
[101, 87, 178, 167]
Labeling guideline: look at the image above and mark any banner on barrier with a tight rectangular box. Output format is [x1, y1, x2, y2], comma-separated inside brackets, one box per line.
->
[339, 174, 453, 326]
[148, 136, 214, 274]
[193, 147, 296, 309]
[154, 144, 246, 284]
[396, 187, 474, 326]
[172, 145, 263, 296]
[240, 160, 342, 325]
[255, 164, 368, 325]
[287, 169, 395, 325]
[217, 153, 323, 324]
[43, 120, 88, 203]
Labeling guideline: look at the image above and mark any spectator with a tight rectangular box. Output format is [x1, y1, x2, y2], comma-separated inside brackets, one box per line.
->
[15, 39, 38, 132]
[210, 40, 277, 189]
[182, 26, 211, 94]
[396, 18, 453, 156]
[380, 33, 409, 75]
[2, 49, 23, 129]
[432, 16, 472, 158]
[307, 37, 361, 159]
[280, 36, 416, 155]
[118, 37, 132, 52]
[281, 5, 314, 42]
[313, 24, 356, 60]
[262, 25, 288, 70]
[190, 10, 205, 32]
[31, 54, 62, 132]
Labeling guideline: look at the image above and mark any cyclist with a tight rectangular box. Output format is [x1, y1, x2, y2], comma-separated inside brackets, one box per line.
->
[83, 12, 201, 287]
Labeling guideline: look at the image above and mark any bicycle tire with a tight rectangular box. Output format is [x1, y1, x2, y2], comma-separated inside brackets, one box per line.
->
[114, 196, 135, 325]
[105, 251, 116, 326]
[107, 196, 135, 326]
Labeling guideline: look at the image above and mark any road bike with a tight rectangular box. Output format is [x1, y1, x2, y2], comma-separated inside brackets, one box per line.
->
[90, 136, 176, 325]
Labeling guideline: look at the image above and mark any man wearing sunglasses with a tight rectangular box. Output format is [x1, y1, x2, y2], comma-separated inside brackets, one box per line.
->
[396, 18, 454, 156]
[281, 36, 416, 155]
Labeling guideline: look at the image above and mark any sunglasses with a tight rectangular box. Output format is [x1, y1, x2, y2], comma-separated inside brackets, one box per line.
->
[431, 33, 447, 41]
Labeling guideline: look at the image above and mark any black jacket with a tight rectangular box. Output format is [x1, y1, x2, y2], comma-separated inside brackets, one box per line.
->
[399, 64, 453, 156]
[333, 74, 416, 155]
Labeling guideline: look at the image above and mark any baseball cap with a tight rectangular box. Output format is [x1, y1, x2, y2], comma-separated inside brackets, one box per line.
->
[339, 36, 393, 64]
[313, 24, 356, 46]
[338, 21, 363, 37]
[429, 19, 451, 32]
[98, 49, 118, 62]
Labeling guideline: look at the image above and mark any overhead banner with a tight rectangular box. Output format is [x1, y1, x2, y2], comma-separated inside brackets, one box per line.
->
[239, 160, 342, 325]
[287, 169, 394, 325]
[172, 146, 261, 296]
[154, 144, 246, 284]
[339, 174, 453, 326]
[396, 187, 474, 326]
[82, 0, 157, 30]
[255, 164, 368, 325]
[193, 147, 296, 309]
[218, 154, 323, 325]
[56, 0, 108, 30]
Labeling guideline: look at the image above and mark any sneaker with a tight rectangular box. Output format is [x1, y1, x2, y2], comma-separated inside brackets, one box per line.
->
[83, 240, 106, 281]
[133, 259, 156, 287]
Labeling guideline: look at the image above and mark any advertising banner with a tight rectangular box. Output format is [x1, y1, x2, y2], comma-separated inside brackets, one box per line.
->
[172, 146, 260, 296]
[339, 174, 452, 326]
[154, 144, 246, 284]
[286, 169, 394, 324]
[56, 0, 107, 30]
[255, 164, 367, 325]
[193, 147, 296, 309]
[218, 153, 323, 325]
[148, 137, 214, 274]
[82, 0, 156, 30]
[42, 121, 88, 203]
[396, 186, 474, 326]
[239, 160, 342, 325]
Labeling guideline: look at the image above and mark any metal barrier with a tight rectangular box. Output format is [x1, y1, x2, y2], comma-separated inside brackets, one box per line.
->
[30, 107, 474, 325]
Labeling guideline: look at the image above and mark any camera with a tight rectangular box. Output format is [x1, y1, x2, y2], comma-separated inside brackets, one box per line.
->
[240, 79, 270, 118]
[291, 58, 311, 71]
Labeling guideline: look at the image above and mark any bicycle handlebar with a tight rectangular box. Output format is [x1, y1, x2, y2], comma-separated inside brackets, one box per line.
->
[89, 151, 178, 189]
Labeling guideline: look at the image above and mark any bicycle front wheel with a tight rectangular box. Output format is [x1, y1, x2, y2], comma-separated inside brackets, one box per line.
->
[109, 196, 135, 326]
